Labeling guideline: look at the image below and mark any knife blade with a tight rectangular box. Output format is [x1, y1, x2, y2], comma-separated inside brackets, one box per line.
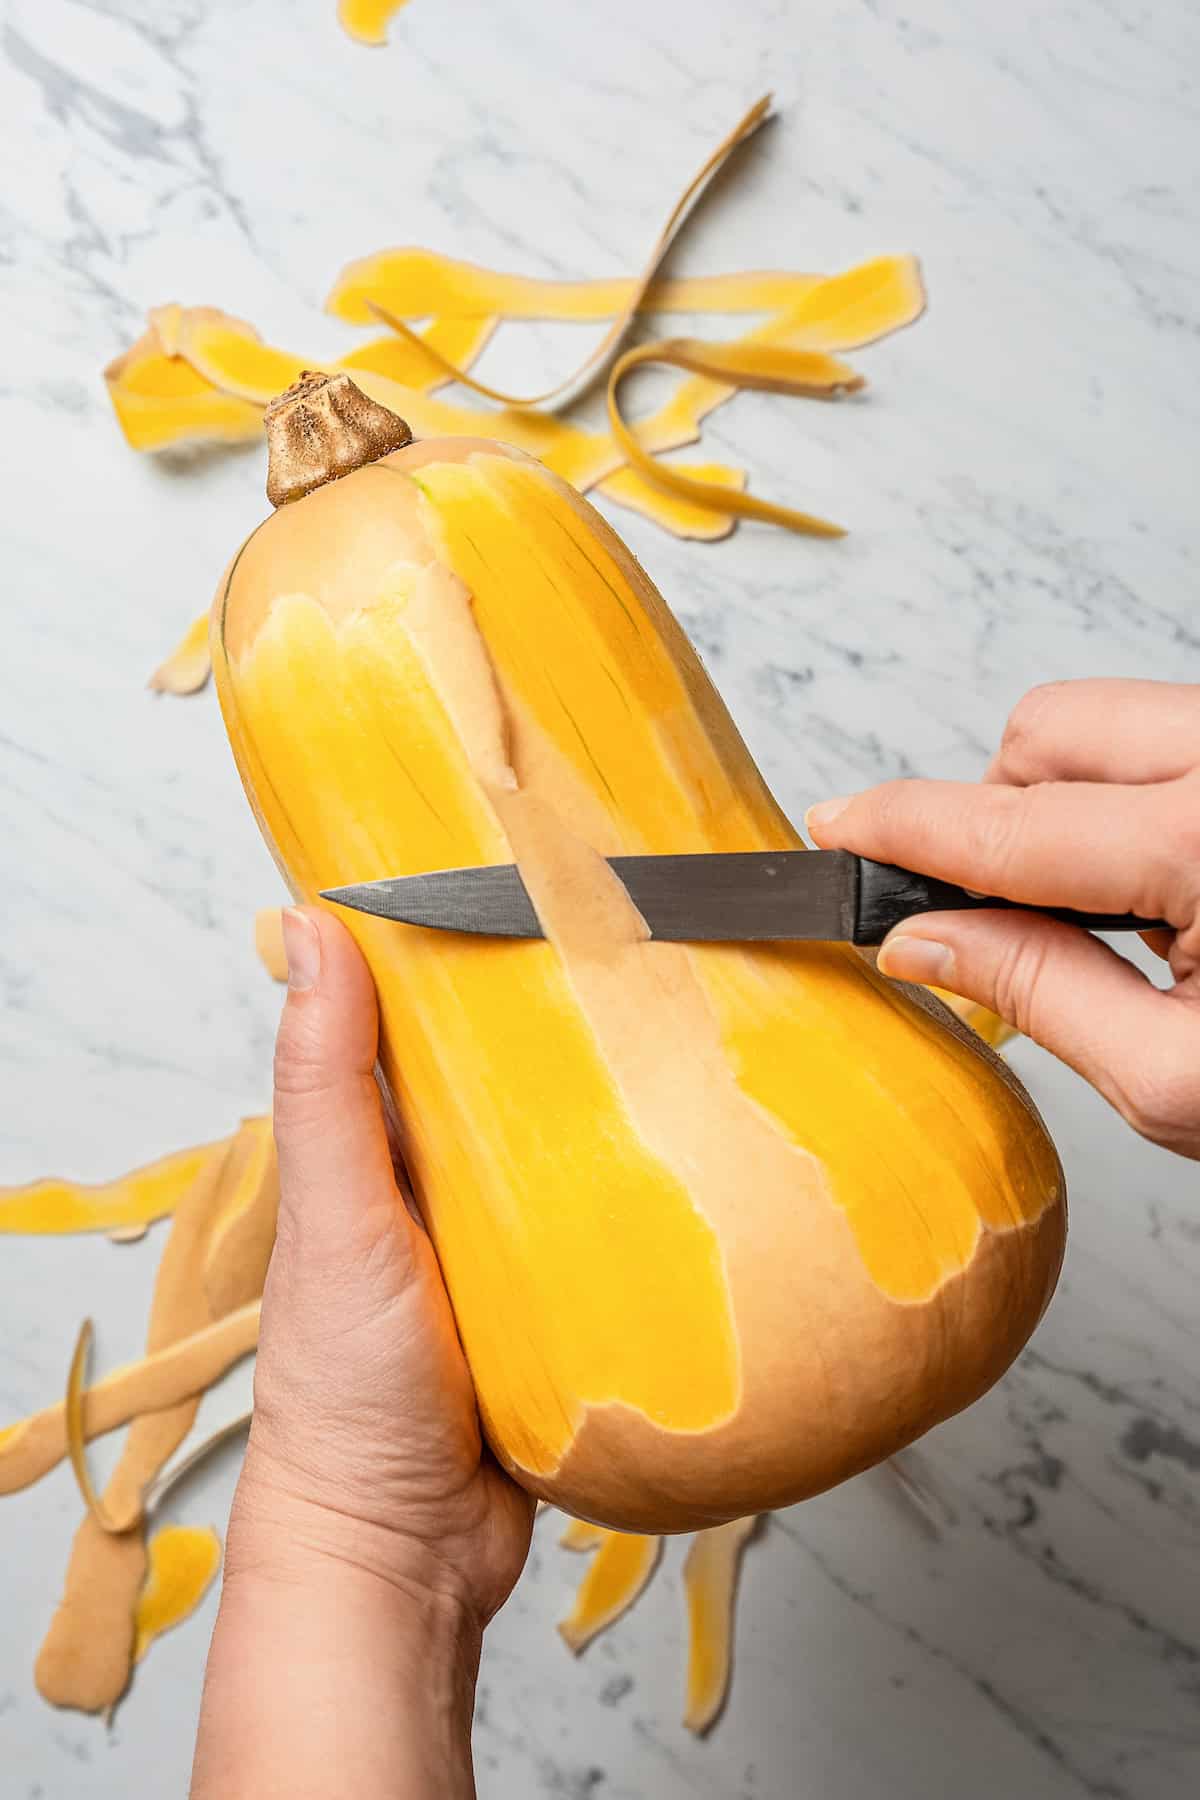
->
[321, 851, 1165, 946]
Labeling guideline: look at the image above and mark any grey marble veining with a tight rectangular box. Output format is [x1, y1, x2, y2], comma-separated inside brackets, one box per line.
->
[1, 1, 1198, 1796]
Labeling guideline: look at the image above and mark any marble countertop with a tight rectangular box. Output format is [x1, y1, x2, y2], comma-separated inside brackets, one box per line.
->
[2, 1, 1198, 1795]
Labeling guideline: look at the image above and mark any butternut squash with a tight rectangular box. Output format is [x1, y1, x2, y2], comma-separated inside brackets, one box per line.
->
[210, 372, 1066, 1533]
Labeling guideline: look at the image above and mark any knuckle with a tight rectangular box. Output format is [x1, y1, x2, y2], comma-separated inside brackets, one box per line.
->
[1167, 775, 1200, 871]
[1169, 931, 1200, 983]
[1146, 780, 1200, 927]
[988, 928, 1053, 1042]
[869, 779, 925, 852]
[998, 683, 1067, 775]
[1116, 1053, 1200, 1150]
[962, 784, 1030, 888]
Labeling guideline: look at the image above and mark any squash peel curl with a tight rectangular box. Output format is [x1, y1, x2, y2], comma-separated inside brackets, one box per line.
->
[357, 95, 775, 411]
[104, 317, 264, 454]
[65, 1320, 139, 1536]
[0, 1301, 260, 1501]
[0, 1137, 226, 1236]
[132, 1525, 222, 1664]
[682, 1516, 760, 1734]
[557, 1527, 663, 1654]
[150, 610, 213, 695]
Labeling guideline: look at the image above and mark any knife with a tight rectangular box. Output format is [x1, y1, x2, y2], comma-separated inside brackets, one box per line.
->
[321, 851, 1165, 946]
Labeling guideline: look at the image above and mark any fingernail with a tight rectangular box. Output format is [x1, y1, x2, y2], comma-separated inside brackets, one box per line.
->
[804, 796, 850, 838]
[281, 908, 320, 992]
[877, 933, 954, 987]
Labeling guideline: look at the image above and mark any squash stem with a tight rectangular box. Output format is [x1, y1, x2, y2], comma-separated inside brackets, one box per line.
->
[263, 370, 412, 507]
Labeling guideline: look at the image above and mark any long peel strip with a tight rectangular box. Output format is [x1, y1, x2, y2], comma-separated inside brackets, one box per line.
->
[358, 95, 774, 411]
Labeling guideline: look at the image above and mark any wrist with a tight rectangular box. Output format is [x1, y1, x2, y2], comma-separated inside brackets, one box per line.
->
[216, 1546, 482, 1722]
[194, 1457, 482, 1799]
[225, 1442, 485, 1653]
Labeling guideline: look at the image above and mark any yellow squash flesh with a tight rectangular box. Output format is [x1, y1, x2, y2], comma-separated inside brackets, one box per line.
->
[211, 420, 1065, 1533]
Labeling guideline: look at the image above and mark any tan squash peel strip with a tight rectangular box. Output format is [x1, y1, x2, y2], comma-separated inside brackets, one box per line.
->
[682, 1516, 759, 1735]
[557, 1529, 663, 1653]
[65, 1321, 138, 1535]
[201, 1118, 279, 1319]
[0, 1302, 260, 1498]
[359, 94, 774, 411]
[326, 250, 821, 326]
[559, 1517, 608, 1552]
[607, 338, 859, 536]
[140, 1411, 253, 1517]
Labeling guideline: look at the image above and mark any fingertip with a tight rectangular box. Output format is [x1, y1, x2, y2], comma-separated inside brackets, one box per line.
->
[804, 795, 852, 845]
[271, 908, 403, 1250]
[876, 930, 954, 987]
[310, 906, 380, 1013]
[275, 907, 381, 1090]
[281, 907, 320, 991]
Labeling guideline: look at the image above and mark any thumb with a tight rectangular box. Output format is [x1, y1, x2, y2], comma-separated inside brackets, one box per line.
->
[271, 906, 415, 1285]
[877, 910, 1193, 1147]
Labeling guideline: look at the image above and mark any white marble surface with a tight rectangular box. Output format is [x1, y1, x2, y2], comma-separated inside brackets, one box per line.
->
[2, 0, 1199, 1795]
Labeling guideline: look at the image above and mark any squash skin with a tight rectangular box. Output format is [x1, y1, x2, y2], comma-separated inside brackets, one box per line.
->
[212, 437, 1066, 1534]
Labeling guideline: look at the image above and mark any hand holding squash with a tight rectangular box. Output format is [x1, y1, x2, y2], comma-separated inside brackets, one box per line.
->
[191, 908, 532, 1800]
[808, 678, 1200, 1159]
[238, 905, 534, 1614]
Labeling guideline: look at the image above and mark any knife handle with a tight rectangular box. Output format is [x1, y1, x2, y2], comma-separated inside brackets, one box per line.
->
[853, 857, 1168, 948]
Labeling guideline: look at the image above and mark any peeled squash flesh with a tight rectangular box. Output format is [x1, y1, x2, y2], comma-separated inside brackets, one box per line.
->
[211, 383, 1065, 1533]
